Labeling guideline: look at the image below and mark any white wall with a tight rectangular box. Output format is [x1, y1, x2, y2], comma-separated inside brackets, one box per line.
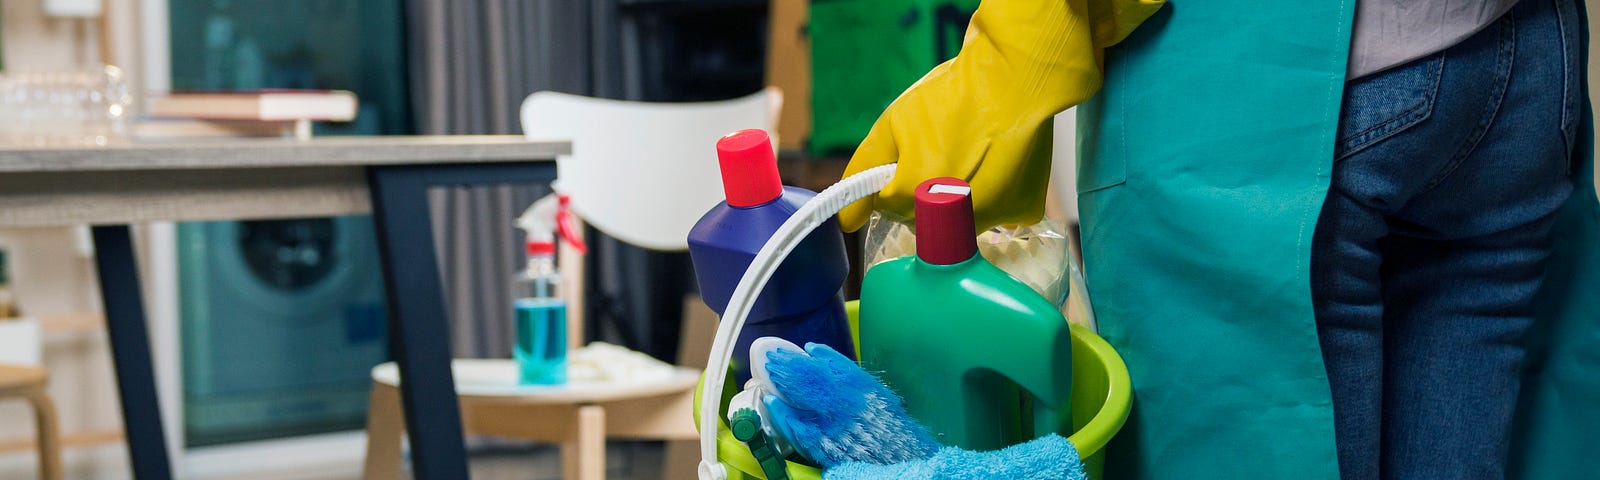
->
[0, 228, 129, 480]
[0, 0, 101, 70]
[0, 1, 144, 478]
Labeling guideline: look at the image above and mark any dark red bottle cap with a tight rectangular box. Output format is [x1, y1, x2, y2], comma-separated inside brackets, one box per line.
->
[914, 177, 978, 265]
[716, 129, 784, 208]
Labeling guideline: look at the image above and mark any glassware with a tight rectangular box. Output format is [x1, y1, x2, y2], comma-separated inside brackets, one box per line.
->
[0, 65, 133, 146]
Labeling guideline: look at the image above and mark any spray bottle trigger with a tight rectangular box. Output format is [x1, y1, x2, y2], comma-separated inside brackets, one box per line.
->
[556, 194, 588, 254]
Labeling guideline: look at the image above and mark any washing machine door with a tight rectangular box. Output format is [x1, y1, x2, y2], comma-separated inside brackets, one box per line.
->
[179, 216, 389, 445]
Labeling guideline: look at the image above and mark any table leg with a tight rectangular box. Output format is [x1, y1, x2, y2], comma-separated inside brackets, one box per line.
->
[366, 166, 471, 480]
[91, 225, 173, 480]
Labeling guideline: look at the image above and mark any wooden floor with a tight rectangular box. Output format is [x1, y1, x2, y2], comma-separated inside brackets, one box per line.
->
[408, 441, 668, 480]
[0, 439, 671, 480]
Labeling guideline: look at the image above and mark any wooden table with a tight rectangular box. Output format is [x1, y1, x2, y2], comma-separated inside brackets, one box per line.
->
[0, 136, 570, 480]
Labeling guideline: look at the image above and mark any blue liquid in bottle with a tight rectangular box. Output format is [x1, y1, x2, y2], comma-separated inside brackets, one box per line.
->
[513, 252, 568, 385]
[514, 298, 568, 384]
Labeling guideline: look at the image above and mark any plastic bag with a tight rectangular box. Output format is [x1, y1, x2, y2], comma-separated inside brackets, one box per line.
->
[862, 213, 1097, 330]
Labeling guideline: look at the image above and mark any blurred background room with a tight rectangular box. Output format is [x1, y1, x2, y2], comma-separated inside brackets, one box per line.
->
[0, 1, 1597, 480]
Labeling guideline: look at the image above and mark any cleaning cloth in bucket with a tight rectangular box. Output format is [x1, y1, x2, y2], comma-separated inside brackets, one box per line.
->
[763, 342, 1087, 480]
[825, 435, 1086, 480]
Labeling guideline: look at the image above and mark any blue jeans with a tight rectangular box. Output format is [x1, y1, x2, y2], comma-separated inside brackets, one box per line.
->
[1313, 0, 1581, 478]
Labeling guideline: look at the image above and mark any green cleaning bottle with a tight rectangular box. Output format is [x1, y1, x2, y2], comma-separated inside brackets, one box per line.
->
[858, 177, 1073, 452]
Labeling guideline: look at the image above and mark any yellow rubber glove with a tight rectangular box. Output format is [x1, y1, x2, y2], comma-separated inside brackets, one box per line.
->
[839, 0, 1164, 233]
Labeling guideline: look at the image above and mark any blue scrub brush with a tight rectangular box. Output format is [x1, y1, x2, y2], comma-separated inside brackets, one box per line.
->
[755, 339, 939, 467]
[755, 339, 1087, 480]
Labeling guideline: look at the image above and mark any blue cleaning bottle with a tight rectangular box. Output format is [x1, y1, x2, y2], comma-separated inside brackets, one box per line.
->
[687, 129, 855, 385]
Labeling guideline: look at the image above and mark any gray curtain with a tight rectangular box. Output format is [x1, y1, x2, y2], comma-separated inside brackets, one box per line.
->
[406, 0, 701, 363]
[406, 0, 605, 135]
[406, 0, 596, 358]
[426, 185, 550, 358]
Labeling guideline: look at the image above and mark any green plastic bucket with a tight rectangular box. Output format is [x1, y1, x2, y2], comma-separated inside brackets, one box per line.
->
[693, 301, 1132, 480]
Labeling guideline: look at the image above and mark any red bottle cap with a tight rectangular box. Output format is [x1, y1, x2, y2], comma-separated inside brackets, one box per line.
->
[914, 177, 978, 265]
[526, 240, 555, 256]
[716, 129, 784, 208]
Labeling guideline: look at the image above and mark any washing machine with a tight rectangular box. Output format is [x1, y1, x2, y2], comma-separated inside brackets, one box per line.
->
[178, 216, 388, 446]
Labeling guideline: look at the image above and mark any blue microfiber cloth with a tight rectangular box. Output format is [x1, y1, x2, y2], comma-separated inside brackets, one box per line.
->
[823, 434, 1087, 480]
[762, 342, 1087, 480]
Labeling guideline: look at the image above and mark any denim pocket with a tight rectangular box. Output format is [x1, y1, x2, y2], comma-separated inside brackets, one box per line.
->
[1554, 0, 1581, 167]
[1335, 54, 1444, 161]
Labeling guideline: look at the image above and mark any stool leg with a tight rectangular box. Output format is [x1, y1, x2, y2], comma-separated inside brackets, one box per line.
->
[362, 384, 405, 480]
[27, 391, 62, 480]
[662, 441, 699, 480]
[561, 405, 605, 480]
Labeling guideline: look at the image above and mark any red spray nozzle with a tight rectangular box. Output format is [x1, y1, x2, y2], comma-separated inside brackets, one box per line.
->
[518, 193, 587, 257]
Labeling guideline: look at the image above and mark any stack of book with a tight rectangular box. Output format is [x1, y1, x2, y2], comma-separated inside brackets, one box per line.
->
[136, 89, 358, 140]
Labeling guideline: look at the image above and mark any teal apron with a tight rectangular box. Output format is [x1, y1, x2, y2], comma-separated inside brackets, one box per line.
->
[1076, 1, 1600, 478]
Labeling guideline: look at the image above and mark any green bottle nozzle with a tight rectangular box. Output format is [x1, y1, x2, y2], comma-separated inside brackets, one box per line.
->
[730, 408, 789, 480]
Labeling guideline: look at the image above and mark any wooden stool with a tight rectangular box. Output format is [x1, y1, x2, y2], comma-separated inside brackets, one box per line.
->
[362, 360, 700, 480]
[0, 365, 62, 480]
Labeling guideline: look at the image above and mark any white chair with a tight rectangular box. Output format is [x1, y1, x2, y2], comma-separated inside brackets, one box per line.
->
[362, 88, 781, 480]
[523, 87, 783, 250]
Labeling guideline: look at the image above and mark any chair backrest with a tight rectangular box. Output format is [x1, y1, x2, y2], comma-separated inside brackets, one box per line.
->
[520, 88, 783, 251]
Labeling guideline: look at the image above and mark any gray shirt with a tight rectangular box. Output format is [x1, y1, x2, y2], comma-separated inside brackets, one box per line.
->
[1348, 0, 1520, 79]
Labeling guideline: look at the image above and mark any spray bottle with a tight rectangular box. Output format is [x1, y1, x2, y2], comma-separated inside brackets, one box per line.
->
[858, 178, 1073, 452]
[513, 192, 587, 385]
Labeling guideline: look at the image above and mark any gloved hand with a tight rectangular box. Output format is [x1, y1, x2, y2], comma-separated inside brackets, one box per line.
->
[838, 0, 1164, 233]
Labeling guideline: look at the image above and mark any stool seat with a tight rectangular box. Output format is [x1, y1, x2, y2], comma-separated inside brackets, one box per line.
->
[370, 359, 699, 405]
[363, 359, 704, 480]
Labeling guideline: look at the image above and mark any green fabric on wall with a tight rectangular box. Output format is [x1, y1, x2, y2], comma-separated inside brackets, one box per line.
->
[809, 0, 979, 155]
